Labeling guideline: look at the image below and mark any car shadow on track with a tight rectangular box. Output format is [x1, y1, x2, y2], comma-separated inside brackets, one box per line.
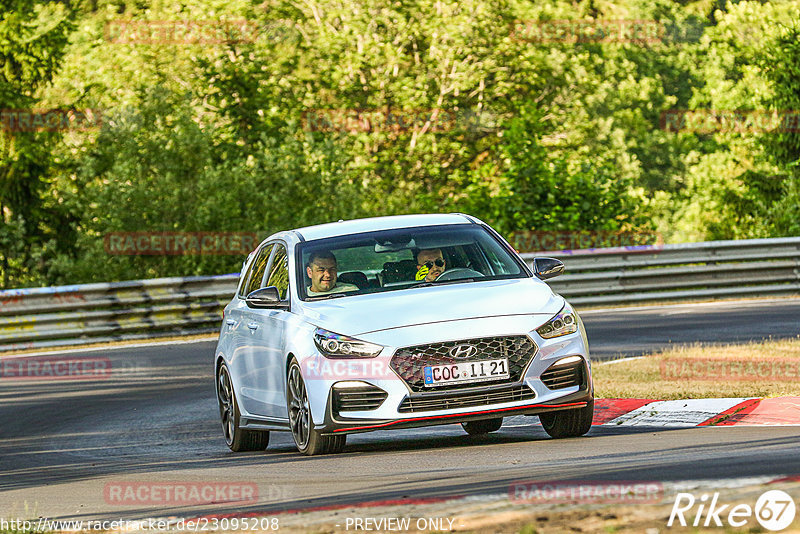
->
[262, 423, 677, 456]
[71, 431, 800, 522]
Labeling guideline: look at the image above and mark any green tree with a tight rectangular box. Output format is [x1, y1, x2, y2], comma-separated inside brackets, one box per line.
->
[50, 85, 363, 282]
[759, 25, 800, 236]
[0, 0, 75, 287]
[460, 100, 645, 236]
[24, 0, 799, 287]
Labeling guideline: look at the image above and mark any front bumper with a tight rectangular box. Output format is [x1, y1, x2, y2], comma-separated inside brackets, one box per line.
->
[318, 385, 593, 435]
[301, 313, 593, 434]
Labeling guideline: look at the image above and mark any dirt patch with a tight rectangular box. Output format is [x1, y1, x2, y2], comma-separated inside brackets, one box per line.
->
[218, 478, 800, 533]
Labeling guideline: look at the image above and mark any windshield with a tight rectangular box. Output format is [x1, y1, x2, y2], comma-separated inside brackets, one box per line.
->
[296, 224, 528, 300]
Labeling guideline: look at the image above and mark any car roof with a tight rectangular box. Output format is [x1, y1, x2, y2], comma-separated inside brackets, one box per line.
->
[292, 213, 476, 242]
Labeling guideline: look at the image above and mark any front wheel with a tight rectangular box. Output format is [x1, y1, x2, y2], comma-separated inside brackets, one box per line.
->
[539, 399, 594, 438]
[217, 363, 269, 452]
[287, 359, 346, 455]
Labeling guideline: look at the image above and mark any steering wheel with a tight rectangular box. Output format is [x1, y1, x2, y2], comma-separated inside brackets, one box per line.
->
[435, 267, 485, 282]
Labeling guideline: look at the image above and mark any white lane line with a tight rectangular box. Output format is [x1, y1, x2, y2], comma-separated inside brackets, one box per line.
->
[670, 476, 787, 491]
[0, 337, 218, 360]
[596, 356, 646, 366]
[606, 398, 752, 427]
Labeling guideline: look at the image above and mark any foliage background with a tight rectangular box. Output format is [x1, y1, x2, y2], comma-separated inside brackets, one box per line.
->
[1, 0, 799, 288]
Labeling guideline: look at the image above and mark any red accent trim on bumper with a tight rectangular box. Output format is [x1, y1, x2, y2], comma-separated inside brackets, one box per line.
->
[332, 401, 588, 433]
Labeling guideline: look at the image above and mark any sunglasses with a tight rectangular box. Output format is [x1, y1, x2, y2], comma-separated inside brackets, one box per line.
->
[421, 259, 445, 268]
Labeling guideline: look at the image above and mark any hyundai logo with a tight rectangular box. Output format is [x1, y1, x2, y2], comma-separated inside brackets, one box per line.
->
[449, 344, 478, 359]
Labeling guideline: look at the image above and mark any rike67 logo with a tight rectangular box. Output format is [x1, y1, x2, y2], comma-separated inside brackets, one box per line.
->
[668, 490, 796, 531]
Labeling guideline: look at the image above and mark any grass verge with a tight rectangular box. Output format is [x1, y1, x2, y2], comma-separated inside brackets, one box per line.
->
[594, 336, 800, 399]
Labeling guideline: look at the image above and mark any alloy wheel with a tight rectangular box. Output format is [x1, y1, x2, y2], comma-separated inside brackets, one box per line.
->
[288, 364, 311, 448]
[217, 365, 236, 446]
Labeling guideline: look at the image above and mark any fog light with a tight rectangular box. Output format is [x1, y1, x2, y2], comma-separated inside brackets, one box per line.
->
[332, 381, 371, 389]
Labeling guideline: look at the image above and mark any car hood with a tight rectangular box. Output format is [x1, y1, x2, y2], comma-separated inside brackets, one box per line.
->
[298, 278, 564, 336]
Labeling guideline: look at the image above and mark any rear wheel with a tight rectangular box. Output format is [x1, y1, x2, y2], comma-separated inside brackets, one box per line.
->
[287, 359, 346, 455]
[461, 418, 503, 435]
[539, 399, 594, 438]
[217, 363, 270, 452]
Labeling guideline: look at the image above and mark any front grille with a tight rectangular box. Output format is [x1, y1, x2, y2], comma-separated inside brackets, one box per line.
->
[391, 335, 538, 392]
[541, 361, 584, 390]
[332, 385, 388, 412]
[398, 384, 536, 413]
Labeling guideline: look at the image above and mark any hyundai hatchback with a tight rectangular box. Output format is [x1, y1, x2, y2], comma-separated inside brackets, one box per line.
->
[215, 213, 593, 455]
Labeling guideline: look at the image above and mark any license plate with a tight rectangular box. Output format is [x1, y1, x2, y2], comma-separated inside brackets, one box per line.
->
[423, 358, 509, 387]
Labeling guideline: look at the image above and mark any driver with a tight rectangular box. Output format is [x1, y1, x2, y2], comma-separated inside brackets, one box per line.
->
[414, 248, 446, 282]
[306, 251, 358, 296]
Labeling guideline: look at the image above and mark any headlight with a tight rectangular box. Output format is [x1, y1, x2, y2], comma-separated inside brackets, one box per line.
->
[536, 303, 578, 339]
[313, 328, 383, 358]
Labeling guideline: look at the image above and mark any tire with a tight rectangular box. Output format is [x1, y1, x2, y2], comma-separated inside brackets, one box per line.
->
[217, 362, 270, 452]
[461, 418, 503, 435]
[287, 358, 346, 455]
[539, 399, 594, 439]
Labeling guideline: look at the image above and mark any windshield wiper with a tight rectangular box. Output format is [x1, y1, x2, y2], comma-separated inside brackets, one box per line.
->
[308, 292, 351, 301]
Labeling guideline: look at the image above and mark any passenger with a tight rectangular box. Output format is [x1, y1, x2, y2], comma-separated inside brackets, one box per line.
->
[414, 248, 447, 282]
[306, 251, 359, 296]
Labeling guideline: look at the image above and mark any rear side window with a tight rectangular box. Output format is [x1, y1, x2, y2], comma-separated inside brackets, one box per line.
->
[240, 244, 273, 297]
[266, 244, 289, 300]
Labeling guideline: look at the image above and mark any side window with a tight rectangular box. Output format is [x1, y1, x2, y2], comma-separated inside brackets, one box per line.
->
[265, 244, 289, 300]
[240, 244, 273, 297]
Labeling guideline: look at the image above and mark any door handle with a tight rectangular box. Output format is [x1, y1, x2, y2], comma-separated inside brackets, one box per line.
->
[247, 322, 259, 330]
[226, 319, 236, 326]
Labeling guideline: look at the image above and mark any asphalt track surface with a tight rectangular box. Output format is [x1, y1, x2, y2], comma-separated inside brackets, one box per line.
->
[1, 298, 799, 521]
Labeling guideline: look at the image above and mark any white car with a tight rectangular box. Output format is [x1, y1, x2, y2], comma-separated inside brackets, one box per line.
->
[215, 213, 594, 455]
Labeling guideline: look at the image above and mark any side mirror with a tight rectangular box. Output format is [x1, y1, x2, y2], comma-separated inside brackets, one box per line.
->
[245, 286, 289, 309]
[533, 257, 565, 280]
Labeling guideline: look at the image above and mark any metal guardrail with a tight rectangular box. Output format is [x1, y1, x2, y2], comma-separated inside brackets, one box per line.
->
[521, 236, 800, 306]
[0, 275, 238, 352]
[1, 237, 799, 351]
